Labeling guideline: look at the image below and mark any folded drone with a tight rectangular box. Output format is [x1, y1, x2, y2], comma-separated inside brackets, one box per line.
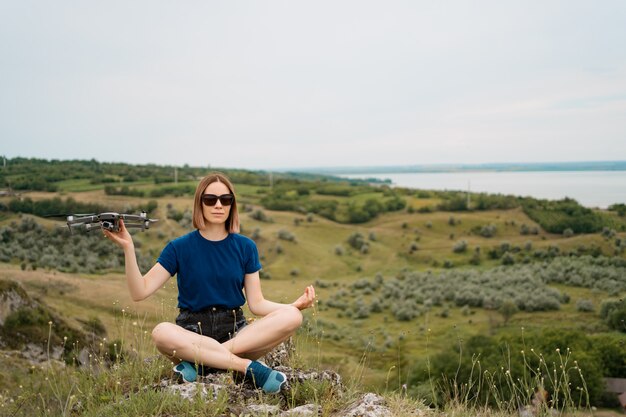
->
[65, 212, 158, 233]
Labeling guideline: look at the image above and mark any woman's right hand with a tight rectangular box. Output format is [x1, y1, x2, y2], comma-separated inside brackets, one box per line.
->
[103, 219, 134, 250]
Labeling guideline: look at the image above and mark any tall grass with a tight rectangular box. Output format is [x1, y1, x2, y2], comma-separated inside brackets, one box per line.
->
[0, 301, 598, 417]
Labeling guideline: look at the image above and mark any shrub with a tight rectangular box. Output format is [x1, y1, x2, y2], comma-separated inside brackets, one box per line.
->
[277, 229, 296, 242]
[452, 240, 468, 253]
[501, 252, 515, 265]
[563, 228, 574, 238]
[479, 223, 497, 237]
[250, 209, 270, 222]
[575, 299, 594, 312]
[347, 232, 366, 251]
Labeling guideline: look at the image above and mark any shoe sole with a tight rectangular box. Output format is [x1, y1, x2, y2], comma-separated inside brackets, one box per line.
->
[173, 363, 197, 383]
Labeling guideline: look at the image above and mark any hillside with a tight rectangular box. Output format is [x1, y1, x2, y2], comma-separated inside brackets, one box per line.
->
[0, 158, 625, 415]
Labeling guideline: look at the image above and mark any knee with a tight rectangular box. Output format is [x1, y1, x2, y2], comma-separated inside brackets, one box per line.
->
[282, 305, 303, 332]
[151, 322, 177, 350]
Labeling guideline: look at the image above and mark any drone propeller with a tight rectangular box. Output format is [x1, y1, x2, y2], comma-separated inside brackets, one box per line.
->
[45, 213, 97, 220]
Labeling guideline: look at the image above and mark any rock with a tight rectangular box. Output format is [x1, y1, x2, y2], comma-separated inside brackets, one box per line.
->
[166, 382, 210, 400]
[0, 279, 34, 326]
[246, 404, 281, 415]
[262, 338, 295, 368]
[281, 403, 319, 416]
[20, 342, 64, 364]
[342, 393, 392, 417]
[0, 279, 108, 368]
[157, 366, 342, 415]
[278, 366, 343, 396]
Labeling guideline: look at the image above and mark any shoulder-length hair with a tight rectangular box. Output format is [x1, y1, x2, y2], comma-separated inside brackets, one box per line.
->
[192, 172, 240, 233]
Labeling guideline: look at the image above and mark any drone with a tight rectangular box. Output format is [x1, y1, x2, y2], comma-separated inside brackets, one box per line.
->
[64, 212, 158, 234]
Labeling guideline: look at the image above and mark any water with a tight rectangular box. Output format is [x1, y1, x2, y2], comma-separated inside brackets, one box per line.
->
[339, 171, 626, 208]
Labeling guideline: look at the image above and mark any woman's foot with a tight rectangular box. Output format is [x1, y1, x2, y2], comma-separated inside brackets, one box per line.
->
[245, 360, 287, 394]
[173, 361, 198, 383]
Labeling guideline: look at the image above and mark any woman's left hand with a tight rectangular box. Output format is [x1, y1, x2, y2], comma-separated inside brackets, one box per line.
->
[291, 285, 316, 310]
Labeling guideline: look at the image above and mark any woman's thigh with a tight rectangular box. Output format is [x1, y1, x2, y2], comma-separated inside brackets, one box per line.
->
[222, 308, 301, 358]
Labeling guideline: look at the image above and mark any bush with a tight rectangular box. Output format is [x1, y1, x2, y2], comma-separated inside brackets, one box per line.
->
[479, 224, 497, 237]
[452, 240, 468, 253]
[501, 252, 515, 265]
[347, 232, 366, 251]
[277, 229, 296, 242]
[250, 209, 271, 222]
[575, 299, 594, 312]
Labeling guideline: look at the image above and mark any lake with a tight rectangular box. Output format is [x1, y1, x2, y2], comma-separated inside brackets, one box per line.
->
[339, 170, 626, 209]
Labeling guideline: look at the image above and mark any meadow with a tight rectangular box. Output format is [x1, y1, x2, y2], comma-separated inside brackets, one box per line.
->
[0, 158, 625, 415]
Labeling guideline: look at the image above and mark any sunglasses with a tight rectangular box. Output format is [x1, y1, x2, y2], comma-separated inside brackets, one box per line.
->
[201, 193, 235, 206]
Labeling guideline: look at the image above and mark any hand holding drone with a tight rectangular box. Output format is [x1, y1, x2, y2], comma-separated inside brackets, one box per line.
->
[65, 212, 158, 233]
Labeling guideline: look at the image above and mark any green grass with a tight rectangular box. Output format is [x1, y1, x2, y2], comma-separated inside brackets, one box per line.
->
[1, 186, 625, 415]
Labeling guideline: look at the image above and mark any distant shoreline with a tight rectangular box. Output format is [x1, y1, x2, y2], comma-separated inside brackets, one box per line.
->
[285, 160, 626, 175]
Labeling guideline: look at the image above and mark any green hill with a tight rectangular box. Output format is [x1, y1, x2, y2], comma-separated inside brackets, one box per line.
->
[0, 158, 625, 415]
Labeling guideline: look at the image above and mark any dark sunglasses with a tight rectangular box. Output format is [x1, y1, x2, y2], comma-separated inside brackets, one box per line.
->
[201, 193, 235, 206]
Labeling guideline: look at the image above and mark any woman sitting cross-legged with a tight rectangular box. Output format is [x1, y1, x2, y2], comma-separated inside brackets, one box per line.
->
[105, 172, 315, 393]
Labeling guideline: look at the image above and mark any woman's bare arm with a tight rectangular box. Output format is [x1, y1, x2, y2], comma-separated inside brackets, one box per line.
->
[244, 271, 315, 316]
[104, 219, 171, 301]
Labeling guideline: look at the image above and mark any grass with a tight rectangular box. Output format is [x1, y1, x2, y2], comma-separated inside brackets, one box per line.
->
[1, 184, 624, 415]
[0, 303, 617, 416]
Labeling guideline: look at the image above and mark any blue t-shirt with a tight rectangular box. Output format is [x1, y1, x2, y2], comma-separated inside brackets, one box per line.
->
[157, 230, 262, 311]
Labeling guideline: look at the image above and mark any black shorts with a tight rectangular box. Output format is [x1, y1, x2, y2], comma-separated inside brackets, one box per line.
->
[175, 306, 247, 343]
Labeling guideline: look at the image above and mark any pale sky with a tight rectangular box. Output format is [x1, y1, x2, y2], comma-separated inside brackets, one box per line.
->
[1, 1, 625, 170]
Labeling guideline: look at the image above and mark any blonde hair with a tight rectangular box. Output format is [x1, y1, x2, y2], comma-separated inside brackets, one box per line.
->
[192, 172, 240, 233]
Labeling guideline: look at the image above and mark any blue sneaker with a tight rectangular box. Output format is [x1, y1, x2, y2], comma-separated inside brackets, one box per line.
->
[173, 361, 197, 383]
[245, 361, 287, 394]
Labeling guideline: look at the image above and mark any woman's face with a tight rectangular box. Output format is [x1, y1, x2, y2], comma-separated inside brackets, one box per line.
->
[202, 180, 232, 227]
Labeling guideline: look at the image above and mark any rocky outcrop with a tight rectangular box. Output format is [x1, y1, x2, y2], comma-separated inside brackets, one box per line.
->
[0, 279, 96, 365]
[154, 364, 423, 417]
[0, 279, 34, 327]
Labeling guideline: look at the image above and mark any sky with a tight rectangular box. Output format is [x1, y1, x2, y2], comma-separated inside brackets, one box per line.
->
[1, 1, 625, 170]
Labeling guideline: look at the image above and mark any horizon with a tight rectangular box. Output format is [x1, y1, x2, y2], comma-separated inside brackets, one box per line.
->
[3, 155, 626, 173]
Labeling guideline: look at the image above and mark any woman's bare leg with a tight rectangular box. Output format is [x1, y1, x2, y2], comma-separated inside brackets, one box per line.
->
[152, 306, 303, 371]
[152, 322, 250, 372]
[224, 305, 303, 359]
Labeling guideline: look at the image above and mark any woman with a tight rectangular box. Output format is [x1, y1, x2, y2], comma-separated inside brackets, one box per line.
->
[105, 172, 315, 393]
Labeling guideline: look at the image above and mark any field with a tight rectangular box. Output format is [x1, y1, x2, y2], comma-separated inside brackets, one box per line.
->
[1, 165, 625, 415]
